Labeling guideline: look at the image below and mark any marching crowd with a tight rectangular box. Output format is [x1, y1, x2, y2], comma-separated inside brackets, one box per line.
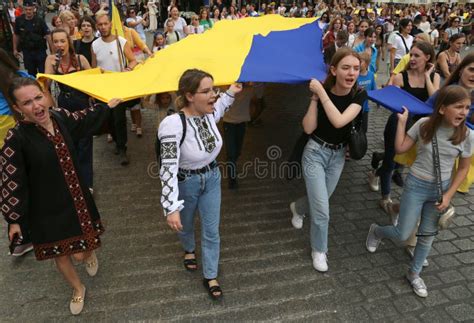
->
[0, 0, 473, 316]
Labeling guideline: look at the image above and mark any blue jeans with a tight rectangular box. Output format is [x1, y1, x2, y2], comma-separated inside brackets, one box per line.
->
[375, 173, 449, 274]
[302, 138, 345, 253]
[375, 113, 398, 197]
[178, 168, 221, 279]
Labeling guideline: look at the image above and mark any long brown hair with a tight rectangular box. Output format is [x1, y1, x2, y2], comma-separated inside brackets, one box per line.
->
[445, 52, 474, 86]
[420, 85, 470, 145]
[175, 69, 213, 109]
[51, 28, 80, 71]
[323, 47, 361, 94]
[404, 41, 435, 72]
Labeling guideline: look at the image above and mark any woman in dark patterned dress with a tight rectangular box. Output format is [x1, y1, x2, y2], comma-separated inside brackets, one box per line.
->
[1, 77, 121, 315]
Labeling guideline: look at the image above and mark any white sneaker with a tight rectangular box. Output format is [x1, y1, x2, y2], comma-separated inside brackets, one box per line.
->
[311, 251, 328, 272]
[366, 224, 381, 253]
[290, 202, 304, 229]
[131, 124, 137, 132]
[406, 273, 428, 298]
[405, 246, 429, 267]
[368, 171, 380, 192]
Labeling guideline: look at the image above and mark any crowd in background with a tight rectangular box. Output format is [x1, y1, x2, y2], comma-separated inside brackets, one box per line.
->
[0, 0, 474, 316]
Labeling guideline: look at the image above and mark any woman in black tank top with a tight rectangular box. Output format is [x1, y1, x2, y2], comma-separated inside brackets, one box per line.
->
[392, 42, 440, 101]
[44, 28, 92, 111]
[44, 28, 95, 193]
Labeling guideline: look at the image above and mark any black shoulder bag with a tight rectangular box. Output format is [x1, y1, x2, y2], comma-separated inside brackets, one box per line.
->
[432, 133, 455, 230]
[348, 90, 367, 160]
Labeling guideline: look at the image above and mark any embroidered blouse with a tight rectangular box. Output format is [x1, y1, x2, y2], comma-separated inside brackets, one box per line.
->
[158, 92, 234, 216]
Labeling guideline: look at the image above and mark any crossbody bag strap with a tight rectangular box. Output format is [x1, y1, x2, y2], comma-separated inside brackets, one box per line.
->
[432, 133, 443, 203]
[396, 32, 409, 54]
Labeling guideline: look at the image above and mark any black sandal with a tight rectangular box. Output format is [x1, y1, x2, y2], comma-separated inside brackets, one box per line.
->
[183, 251, 197, 271]
[203, 278, 223, 300]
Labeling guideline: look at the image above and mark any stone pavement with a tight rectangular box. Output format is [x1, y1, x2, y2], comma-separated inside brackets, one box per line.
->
[1, 80, 474, 322]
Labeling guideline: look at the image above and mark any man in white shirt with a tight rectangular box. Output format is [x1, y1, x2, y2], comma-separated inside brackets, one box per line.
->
[91, 10, 137, 166]
[388, 18, 413, 74]
[419, 14, 431, 34]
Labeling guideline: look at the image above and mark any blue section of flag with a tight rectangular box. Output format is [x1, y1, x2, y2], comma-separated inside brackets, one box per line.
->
[368, 86, 433, 115]
[238, 20, 326, 83]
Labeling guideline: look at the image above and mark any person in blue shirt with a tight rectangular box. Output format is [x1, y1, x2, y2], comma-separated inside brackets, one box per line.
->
[354, 27, 378, 74]
[357, 51, 377, 133]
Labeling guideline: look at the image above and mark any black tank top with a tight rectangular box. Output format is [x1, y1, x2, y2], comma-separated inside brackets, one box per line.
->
[401, 71, 433, 102]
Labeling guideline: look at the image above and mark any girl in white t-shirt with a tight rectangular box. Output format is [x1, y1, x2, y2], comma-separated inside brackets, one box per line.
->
[152, 32, 166, 52]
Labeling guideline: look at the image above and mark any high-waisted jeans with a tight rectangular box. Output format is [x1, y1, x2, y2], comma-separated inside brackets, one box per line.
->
[302, 138, 345, 253]
[178, 167, 221, 279]
[375, 173, 449, 274]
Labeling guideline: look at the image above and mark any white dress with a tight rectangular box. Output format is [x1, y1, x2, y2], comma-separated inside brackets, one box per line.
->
[147, 0, 158, 32]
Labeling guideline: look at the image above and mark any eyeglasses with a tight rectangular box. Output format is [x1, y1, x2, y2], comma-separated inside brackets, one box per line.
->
[196, 87, 220, 96]
[454, 20, 460, 23]
[129, 11, 135, 14]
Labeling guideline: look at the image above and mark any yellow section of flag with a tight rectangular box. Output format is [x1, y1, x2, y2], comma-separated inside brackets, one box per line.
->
[111, 3, 124, 38]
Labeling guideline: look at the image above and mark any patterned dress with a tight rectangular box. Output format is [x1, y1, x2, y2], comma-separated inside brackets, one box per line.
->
[0, 104, 110, 260]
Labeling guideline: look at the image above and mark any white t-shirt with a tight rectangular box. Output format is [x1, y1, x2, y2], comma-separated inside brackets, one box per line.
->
[445, 27, 462, 39]
[420, 21, 431, 33]
[126, 17, 146, 42]
[388, 32, 413, 59]
[164, 17, 187, 39]
[407, 117, 473, 182]
[429, 29, 439, 45]
[186, 25, 204, 35]
[158, 92, 235, 215]
[92, 36, 127, 72]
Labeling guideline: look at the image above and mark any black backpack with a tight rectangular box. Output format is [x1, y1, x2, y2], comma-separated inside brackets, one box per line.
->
[155, 111, 186, 165]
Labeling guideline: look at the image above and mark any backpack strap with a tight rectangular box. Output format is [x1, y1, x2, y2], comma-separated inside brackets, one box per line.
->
[178, 111, 186, 146]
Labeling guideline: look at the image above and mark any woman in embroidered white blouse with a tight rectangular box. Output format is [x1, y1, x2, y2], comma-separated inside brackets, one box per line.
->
[158, 69, 242, 300]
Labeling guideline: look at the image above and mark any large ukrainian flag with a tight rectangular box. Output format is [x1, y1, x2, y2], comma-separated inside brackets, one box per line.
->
[38, 15, 325, 102]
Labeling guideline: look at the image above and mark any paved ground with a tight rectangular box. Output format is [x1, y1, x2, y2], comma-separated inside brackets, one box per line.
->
[1, 19, 474, 321]
[1, 78, 474, 321]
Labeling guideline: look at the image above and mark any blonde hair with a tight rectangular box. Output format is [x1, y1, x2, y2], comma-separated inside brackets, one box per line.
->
[59, 10, 75, 24]
[359, 52, 371, 66]
[415, 32, 430, 43]
[95, 9, 109, 21]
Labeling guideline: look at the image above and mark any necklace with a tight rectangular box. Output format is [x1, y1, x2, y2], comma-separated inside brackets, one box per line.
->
[59, 57, 72, 74]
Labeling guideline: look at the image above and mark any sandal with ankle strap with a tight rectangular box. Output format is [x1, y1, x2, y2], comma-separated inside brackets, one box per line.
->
[203, 278, 223, 300]
[183, 251, 198, 271]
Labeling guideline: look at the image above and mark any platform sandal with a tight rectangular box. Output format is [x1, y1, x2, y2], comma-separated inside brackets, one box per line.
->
[203, 278, 223, 300]
[183, 251, 197, 271]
